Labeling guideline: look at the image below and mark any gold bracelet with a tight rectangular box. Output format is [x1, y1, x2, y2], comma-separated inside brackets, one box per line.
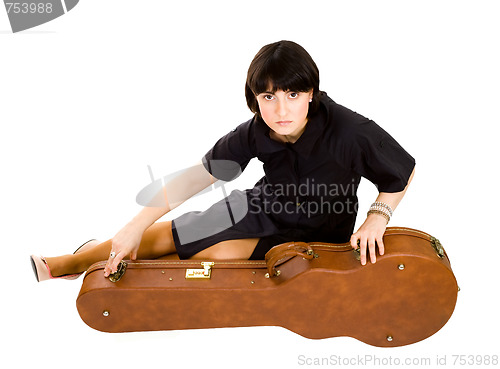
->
[367, 209, 390, 224]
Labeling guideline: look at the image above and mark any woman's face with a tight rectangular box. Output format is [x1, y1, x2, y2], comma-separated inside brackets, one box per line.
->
[256, 89, 313, 142]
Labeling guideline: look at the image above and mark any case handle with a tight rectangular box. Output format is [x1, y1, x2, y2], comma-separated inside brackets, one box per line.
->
[264, 241, 316, 278]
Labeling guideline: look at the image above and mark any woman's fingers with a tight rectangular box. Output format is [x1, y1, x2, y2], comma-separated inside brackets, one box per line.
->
[103, 250, 113, 277]
[104, 247, 139, 277]
[350, 234, 359, 249]
[358, 235, 366, 265]
[104, 255, 114, 277]
[352, 233, 368, 265]
[110, 251, 127, 274]
[377, 235, 385, 256]
[104, 243, 124, 277]
[103, 225, 143, 277]
[104, 253, 121, 277]
[368, 237, 376, 264]
[351, 232, 383, 265]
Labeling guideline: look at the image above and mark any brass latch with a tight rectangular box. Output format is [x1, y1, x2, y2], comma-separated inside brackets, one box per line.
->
[430, 236, 444, 258]
[353, 247, 361, 261]
[108, 260, 127, 283]
[185, 262, 215, 279]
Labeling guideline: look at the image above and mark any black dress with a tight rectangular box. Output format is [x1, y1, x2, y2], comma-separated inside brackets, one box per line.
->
[172, 92, 415, 259]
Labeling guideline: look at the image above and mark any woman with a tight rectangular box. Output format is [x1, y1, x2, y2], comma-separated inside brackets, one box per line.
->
[31, 40, 415, 282]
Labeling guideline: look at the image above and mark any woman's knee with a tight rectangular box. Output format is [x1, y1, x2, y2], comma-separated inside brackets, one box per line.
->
[140, 221, 176, 256]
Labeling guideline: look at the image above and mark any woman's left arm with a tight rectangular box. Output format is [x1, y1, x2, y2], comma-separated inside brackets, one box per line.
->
[350, 166, 416, 265]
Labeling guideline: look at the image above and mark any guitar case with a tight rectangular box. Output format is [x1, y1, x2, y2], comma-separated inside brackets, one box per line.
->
[76, 227, 459, 347]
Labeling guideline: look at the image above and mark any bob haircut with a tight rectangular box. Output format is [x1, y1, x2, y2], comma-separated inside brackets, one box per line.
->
[245, 40, 320, 118]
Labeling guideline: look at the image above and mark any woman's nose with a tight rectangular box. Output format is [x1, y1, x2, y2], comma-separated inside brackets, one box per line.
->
[276, 100, 287, 117]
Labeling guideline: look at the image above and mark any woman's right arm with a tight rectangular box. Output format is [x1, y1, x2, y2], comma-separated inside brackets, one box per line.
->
[104, 161, 215, 276]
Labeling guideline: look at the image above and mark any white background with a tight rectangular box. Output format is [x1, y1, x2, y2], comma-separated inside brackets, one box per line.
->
[1, 0, 499, 368]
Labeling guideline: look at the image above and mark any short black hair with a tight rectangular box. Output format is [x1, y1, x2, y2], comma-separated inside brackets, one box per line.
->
[245, 40, 320, 118]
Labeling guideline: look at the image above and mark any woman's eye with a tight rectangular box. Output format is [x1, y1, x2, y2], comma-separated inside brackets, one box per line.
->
[263, 95, 274, 101]
[289, 92, 298, 99]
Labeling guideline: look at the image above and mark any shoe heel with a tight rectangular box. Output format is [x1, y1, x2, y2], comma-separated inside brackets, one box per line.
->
[30, 255, 40, 282]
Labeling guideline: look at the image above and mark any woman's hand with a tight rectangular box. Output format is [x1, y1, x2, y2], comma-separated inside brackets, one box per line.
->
[350, 213, 388, 265]
[104, 223, 144, 277]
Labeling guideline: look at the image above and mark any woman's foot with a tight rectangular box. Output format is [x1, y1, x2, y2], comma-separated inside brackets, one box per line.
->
[30, 239, 101, 282]
[30, 255, 82, 282]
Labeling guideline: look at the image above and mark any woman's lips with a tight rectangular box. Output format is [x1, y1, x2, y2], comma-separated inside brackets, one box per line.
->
[276, 121, 292, 126]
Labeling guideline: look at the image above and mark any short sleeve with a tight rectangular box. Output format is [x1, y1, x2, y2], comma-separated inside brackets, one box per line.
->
[202, 118, 256, 181]
[349, 118, 415, 193]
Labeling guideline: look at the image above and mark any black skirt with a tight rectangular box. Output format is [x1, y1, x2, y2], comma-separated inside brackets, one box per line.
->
[171, 188, 357, 260]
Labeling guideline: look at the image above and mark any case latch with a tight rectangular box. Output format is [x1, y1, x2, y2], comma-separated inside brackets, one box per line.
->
[108, 260, 127, 282]
[430, 236, 444, 258]
[185, 262, 215, 279]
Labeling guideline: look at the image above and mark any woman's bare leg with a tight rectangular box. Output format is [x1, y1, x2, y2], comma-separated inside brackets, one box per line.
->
[45, 221, 177, 277]
[190, 238, 260, 260]
[44, 221, 260, 277]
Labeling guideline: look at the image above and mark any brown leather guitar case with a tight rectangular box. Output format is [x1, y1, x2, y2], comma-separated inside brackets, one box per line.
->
[76, 227, 459, 347]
